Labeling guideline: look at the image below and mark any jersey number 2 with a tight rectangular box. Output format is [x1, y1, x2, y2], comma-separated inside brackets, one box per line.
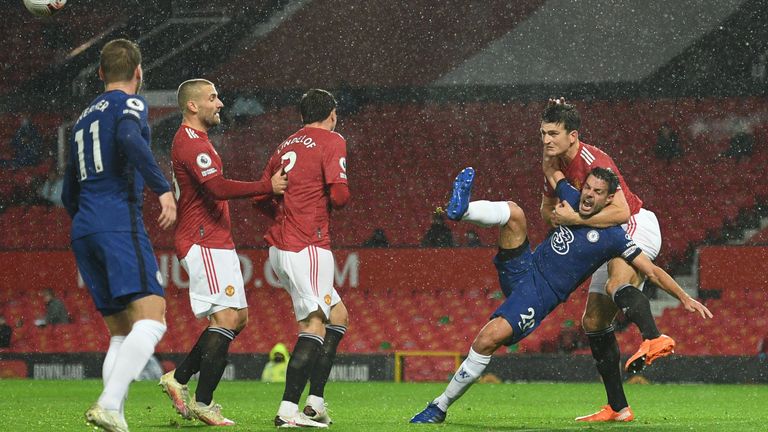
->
[281, 151, 297, 173]
[74, 120, 104, 181]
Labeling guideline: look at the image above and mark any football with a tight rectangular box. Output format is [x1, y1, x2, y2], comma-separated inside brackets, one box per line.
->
[23, 0, 66, 17]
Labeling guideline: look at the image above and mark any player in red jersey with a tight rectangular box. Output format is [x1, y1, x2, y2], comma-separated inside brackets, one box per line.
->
[261, 89, 350, 428]
[158, 79, 287, 426]
[540, 99, 672, 422]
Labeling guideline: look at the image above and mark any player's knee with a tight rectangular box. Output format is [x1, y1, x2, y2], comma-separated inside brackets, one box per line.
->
[581, 313, 611, 333]
[507, 201, 524, 223]
[235, 314, 248, 333]
[472, 332, 502, 356]
[330, 305, 349, 328]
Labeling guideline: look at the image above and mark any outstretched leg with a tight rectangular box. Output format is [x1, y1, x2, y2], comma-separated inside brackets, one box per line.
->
[410, 318, 510, 424]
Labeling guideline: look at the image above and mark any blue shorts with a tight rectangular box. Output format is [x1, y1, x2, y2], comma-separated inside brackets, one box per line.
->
[72, 231, 164, 316]
[491, 242, 561, 345]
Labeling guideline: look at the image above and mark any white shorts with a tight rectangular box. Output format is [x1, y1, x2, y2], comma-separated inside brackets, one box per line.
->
[589, 208, 662, 295]
[268, 245, 341, 321]
[180, 244, 247, 318]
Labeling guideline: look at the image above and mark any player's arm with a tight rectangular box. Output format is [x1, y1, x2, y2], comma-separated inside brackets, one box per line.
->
[116, 119, 170, 196]
[552, 185, 630, 228]
[323, 135, 350, 210]
[540, 154, 562, 226]
[627, 253, 713, 319]
[116, 119, 176, 229]
[203, 169, 287, 200]
[60, 159, 80, 218]
[329, 183, 350, 209]
[540, 194, 558, 227]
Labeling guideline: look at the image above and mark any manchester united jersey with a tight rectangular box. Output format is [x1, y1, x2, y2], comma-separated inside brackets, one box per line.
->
[171, 125, 234, 258]
[261, 126, 348, 252]
[544, 141, 643, 215]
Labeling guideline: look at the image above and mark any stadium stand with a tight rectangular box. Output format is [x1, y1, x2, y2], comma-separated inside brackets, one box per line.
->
[3, 0, 767, 363]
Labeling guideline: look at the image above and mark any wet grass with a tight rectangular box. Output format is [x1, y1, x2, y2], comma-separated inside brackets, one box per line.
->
[1, 380, 766, 431]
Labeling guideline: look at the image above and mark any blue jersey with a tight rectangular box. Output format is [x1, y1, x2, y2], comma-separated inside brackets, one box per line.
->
[492, 179, 641, 343]
[534, 178, 641, 300]
[62, 90, 170, 240]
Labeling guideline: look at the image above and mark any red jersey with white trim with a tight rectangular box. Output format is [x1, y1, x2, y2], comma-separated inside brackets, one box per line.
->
[171, 125, 234, 258]
[262, 126, 348, 252]
[543, 141, 643, 215]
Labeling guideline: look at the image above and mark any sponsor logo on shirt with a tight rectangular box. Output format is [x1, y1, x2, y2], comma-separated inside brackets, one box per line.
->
[550, 226, 575, 255]
[122, 109, 140, 119]
[201, 168, 218, 177]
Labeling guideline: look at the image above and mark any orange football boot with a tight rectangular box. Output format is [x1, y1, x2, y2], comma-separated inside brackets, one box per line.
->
[625, 334, 676, 373]
[575, 405, 634, 422]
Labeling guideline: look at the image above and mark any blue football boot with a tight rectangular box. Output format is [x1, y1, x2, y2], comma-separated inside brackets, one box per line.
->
[409, 403, 447, 424]
[445, 167, 475, 221]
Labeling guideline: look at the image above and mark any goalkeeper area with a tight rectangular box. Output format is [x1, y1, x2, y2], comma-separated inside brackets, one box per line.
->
[3, 380, 766, 431]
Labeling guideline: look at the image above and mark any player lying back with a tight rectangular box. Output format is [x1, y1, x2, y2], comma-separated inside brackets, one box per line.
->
[410, 166, 711, 424]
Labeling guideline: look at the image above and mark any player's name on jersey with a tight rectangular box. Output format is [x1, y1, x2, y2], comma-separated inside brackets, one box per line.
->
[277, 134, 317, 152]
[77, 100, 110, 123]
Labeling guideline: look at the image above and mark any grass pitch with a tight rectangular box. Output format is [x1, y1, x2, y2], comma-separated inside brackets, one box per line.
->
[1, 380, 766, 431]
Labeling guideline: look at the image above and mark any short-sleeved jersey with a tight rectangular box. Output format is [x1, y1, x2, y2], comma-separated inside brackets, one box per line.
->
[262, 126, 348, 252]
[536, 179, 642, 300]
[67, 90, 157, 239]
[171, 125, 234, 259]
[544, 142, 643, 215]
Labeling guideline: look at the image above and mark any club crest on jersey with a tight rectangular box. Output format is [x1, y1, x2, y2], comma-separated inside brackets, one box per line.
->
[324, 294, 332, 305]
[587, 230, 600, 243]
[196, 153, 212, 169]
[126, 98, 145, 111]
[225, 285, 235, 297]
[551, 226, 575, 255]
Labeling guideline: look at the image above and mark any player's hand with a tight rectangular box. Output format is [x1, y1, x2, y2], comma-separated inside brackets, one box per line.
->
[681, 296, 713, 319]
[157, 191, 176, 230]
[552, 200, 579, 225]
[271, 168, 288, 195]
[542, 154, 558, 177]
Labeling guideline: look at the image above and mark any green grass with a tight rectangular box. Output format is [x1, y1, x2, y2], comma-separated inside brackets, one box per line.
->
[1, 380, 767, 431]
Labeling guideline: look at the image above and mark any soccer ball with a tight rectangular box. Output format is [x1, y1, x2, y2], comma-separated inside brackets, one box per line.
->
[23, 0, 66, 17]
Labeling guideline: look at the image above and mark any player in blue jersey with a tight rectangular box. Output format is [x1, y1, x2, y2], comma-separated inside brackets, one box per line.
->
[61, 39, 176, 432]
[410, 166, 711, 424]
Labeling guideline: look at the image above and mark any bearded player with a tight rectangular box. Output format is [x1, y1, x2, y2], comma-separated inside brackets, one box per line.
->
[158, 78, 287, 426]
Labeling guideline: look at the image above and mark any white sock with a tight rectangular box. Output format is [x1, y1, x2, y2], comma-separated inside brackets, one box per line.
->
[461, 201, 511, 227]
[98, 320, 166, 411]
[433, 348, 492, 412]
[306, 394, 325, 412]
[102, 336, 126, 419]
[278, 400, 299, 417]
[102, 336, 125, 386]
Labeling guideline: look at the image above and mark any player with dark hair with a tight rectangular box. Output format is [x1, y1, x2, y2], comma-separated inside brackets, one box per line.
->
[410, 166, 711, 424]
[61, 38, 176, 432]
[538, 98, 673, 421]
[158, 79, 287, 426]
[262, 88, 350, 428]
